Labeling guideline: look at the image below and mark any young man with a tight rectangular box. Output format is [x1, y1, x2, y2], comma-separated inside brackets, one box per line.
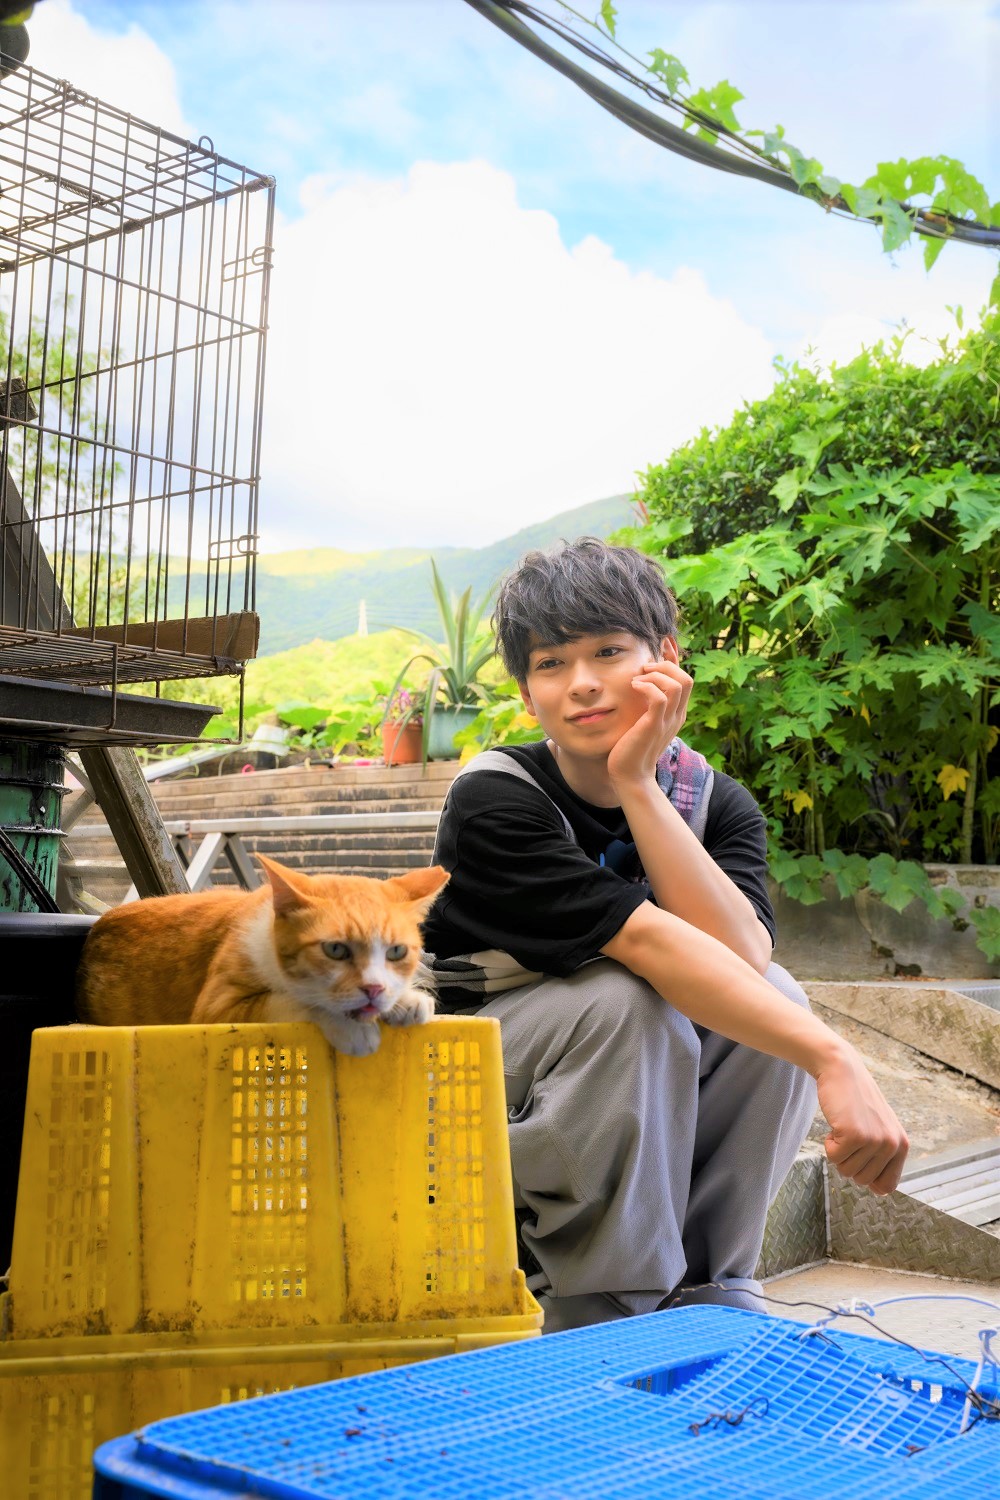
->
[424, 538, 907, 1332]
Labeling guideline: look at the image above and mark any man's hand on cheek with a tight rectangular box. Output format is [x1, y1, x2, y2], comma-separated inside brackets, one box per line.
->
[607, 659, 693, 787]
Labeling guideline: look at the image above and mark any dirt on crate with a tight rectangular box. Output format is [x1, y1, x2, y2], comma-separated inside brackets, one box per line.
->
[808, 1001, 1000, 1162]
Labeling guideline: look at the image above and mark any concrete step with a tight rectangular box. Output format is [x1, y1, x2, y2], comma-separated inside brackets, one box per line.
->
[205, 864, 433, 884]
[73, 798, 446, 827]
[152, 780, 452, 804]
[226, 835, 437, 855]
[153, 764, 459, 798]
[65, 828, 437, 864]
[255, 849, 436, 871]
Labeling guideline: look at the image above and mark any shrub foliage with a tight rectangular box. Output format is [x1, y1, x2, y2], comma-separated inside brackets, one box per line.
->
[624, 315, 1000, 959]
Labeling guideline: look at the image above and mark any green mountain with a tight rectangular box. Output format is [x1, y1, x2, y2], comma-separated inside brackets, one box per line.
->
[252, 495, 635, 655]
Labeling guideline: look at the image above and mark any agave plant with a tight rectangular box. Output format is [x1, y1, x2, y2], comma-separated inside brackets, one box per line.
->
[382, 559, 496, 759]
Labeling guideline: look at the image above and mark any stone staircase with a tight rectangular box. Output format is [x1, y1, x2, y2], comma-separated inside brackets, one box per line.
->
[65, 761, 461, 906]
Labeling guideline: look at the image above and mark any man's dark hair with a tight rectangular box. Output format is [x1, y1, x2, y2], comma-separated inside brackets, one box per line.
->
[492, 536, 679, 680]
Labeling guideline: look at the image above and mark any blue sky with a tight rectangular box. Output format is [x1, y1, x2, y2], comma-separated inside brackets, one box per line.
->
[26, 1, 1000, 550]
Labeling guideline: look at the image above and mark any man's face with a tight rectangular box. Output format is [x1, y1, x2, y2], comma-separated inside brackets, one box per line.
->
[519, 631, 678, 756]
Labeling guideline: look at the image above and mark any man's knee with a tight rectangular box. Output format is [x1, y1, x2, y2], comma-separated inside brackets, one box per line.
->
[567, 958, 701, 1064]
[764, 961, 811, 1010]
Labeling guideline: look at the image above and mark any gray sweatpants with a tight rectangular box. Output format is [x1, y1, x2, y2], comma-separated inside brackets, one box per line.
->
[474, 957, 817, 1320]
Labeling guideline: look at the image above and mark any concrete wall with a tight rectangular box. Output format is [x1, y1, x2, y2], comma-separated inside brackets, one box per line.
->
[772, 867, 1000, 981]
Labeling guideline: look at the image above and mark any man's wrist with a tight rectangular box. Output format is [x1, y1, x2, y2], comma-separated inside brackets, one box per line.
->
[802, 1027, 853, 1079]
[609, 770, 667, 803]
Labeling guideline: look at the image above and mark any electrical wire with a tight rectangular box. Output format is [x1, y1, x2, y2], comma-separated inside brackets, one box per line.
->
[663, 1281, 1000, 1433]
[463, 0, 1000, 252]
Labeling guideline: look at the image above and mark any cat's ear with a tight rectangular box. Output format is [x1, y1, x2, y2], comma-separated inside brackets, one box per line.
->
[258, 855, 310, 915]
[383, 865, 449, 916]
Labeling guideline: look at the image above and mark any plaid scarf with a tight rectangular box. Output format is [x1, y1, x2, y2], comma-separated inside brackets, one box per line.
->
[655, 736, 713, 841]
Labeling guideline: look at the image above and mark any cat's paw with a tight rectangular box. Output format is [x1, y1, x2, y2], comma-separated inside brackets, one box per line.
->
[385, 988, 435, 1028]
[322, 1017, 382, 1057]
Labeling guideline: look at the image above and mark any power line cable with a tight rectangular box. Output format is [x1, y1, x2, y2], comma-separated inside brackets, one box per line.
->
[464, 0, 1000, 252]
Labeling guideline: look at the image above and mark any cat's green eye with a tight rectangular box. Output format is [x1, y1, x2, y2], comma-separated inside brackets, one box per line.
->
[321, 941, 352, 961]
[386, 943, 409, 961]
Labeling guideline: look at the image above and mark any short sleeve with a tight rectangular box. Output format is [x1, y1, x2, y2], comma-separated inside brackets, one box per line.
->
[426, 772, 650, 976]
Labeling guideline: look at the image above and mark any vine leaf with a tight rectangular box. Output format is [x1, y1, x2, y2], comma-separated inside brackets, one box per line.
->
[820, 850, 872, 900]
[875, 197, 914, 253]
[923, 235, 947, 272]
[648, 48, 688, 94]
[685, 80, 744, 140]
[866, 856, 931, 914]
[840, 184, 881, 218]
[599, 0, 618, 37]
[969, 907, 1000, 962]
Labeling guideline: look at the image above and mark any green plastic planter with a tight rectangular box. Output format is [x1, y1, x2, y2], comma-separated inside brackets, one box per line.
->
[427, 705, 480, 761]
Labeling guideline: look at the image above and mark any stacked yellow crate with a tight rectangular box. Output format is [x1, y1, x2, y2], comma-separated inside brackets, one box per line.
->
[0, 1020, 541, 1499]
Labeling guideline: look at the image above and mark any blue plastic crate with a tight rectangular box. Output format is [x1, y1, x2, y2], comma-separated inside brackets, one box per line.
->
[93, 1306, 1000, 1499]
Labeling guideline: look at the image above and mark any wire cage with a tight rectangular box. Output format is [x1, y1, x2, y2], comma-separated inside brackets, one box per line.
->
[0, 62, 273, 696]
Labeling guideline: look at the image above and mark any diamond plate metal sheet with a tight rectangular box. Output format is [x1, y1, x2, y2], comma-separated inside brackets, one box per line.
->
[829, 1173, 1000, 1281]
[756, 1149, 827, 1278]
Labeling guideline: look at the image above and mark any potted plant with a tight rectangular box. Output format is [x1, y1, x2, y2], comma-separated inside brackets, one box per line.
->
[379, 687, 425, 766]
[385, 560, 495, 762]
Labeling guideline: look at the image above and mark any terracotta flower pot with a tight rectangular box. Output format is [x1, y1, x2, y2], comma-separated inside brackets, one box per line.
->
[381, 720, 423, 767]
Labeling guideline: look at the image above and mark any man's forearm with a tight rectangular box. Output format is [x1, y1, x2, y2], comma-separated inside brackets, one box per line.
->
[602, 901, 909, 1196]
[615, 780, 772, 972]
[602, 902, 835, 1075]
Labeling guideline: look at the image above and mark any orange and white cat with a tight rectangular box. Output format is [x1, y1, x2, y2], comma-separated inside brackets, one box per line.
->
[77, 856, 449, 1057]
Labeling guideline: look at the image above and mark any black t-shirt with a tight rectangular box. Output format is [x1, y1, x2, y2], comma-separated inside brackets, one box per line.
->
[424, 742, 774, 982]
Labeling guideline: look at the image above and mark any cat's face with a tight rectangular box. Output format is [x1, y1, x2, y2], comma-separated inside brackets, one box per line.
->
[256, 857, 447, 1026]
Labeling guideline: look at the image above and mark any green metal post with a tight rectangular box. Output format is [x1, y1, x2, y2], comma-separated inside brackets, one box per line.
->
[0, 739, 66, 912]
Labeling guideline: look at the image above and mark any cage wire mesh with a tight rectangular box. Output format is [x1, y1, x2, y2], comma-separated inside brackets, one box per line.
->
[0, 62, 273, 698]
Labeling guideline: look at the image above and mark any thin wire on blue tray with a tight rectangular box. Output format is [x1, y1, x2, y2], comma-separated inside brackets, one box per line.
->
[662, 1282, 1000, 1431]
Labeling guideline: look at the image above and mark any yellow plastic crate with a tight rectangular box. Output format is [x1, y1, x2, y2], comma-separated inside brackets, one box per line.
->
[0, 1019, 541, 1499]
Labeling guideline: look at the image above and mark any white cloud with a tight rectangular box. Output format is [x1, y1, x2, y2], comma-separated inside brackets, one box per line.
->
[261, 159, 778, 550]
[19, 0, 996, 561]
[782, 230, 991, 373]
[27, 0, 191, 138]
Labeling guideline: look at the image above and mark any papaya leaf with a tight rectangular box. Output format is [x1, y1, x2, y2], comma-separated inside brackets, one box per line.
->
[788, 423, 843, 470]
[936, 764, 970, 801]
[771, 468, 804, 510]
[962, 601, 1000, 655]
[951, 482, 1000, 551]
